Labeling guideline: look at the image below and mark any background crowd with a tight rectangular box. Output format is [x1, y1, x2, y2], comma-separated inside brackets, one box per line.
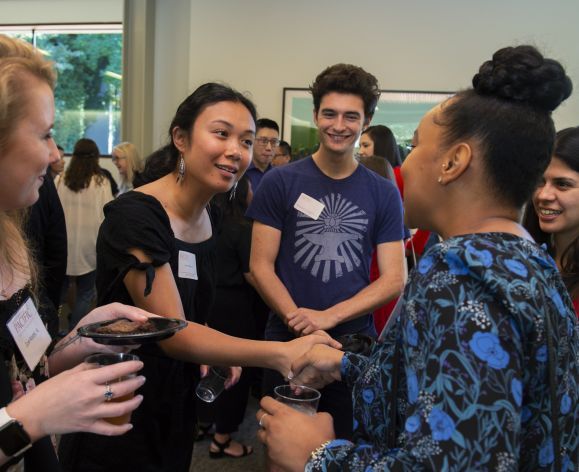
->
[0, 33, 577, 472]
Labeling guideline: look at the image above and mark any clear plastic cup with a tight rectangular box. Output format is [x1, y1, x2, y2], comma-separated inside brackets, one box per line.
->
[195, 366, 229, 403]
[85, 352, 140, 425]
[274, 384, 321, 415]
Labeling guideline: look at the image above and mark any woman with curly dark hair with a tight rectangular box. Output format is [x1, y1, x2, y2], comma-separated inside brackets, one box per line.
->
[57, 138, 113, 327]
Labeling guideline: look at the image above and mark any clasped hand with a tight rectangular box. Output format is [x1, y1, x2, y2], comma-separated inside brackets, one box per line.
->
[286, 307, 337, 336]
[289, 344, 345, 389]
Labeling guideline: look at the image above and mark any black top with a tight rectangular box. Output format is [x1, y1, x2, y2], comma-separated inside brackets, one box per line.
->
[0, 288, 30, 408]
[59, 191, 217, 471]
[96, 191, 216, 324]
[24, 176, 67, 337]
[0, 289, 60, 471]
[214, 218, 251, 288]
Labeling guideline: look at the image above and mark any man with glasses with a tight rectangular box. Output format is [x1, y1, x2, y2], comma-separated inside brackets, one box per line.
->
[272, 140, 292, 167]
[246, 118, 280, 191]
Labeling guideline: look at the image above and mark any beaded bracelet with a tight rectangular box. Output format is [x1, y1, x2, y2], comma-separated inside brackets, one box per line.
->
[309, 440, 332, 462]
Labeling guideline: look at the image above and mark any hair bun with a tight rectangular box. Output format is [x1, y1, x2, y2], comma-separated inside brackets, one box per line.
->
[472, 45, 572, 112]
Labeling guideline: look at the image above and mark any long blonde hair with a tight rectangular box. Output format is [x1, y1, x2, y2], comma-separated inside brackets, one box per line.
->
[0, 35, 55, 296]
[112, 141, 142, 185]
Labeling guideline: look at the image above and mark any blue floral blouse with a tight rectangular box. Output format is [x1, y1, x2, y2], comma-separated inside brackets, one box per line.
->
[306, 233, 578, 471]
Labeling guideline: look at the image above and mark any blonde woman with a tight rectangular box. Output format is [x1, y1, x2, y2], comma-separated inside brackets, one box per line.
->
[112, 141, 143, 194]
[0, 34, 150, 468]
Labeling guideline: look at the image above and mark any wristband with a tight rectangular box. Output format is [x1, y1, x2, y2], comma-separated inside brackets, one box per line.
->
[0, 407, 32, 458]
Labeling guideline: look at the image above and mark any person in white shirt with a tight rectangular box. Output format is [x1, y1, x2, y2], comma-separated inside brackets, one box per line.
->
[57, 138, 114, 328]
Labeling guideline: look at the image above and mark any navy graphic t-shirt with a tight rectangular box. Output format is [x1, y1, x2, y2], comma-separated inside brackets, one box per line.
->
[246, 156, 404, 338]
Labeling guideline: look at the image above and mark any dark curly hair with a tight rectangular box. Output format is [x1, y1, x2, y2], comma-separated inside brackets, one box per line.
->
[64, 138, 105, 192]
[310, 64, 380, 120]
[435, 45, 572, 208]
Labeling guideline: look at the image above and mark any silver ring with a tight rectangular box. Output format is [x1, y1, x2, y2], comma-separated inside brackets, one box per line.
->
[258, 413, 268, 428]
[104, 384, 114, 402]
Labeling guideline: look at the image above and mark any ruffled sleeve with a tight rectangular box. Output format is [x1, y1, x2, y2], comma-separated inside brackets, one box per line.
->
[96, 192, 175, 304]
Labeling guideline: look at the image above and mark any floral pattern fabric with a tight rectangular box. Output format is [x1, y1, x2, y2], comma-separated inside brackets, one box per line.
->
[307, 233, 578, 471]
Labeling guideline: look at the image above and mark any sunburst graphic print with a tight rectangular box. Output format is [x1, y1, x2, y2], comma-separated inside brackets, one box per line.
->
[293, 193, 368, 283]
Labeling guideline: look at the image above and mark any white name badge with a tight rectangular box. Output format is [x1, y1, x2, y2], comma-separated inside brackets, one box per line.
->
[178, 250, 198, 280]
[7, 298, 51, 371]
[294, 193, 325, 220]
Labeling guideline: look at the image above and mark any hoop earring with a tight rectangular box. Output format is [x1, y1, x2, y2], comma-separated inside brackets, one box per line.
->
[176, 154, 185, 183]
[229, 181, 238, 201]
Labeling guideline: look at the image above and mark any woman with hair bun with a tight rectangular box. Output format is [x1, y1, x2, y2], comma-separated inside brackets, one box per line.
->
[527, 126, 579, 316]
[257, 45, 578, 471]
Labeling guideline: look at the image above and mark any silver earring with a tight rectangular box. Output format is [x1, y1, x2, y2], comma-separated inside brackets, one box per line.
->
[176, 154, 185, 183]
[229, 181, 238, 201]
[437, 176, 443, 184]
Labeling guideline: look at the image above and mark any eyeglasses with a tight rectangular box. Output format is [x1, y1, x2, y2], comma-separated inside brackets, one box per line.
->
[255, 137, 280, 147]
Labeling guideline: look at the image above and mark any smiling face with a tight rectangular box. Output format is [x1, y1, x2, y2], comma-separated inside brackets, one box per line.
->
[0, 75, 58, 211]
[173, 100, 255, 194]
[358, 132, 374, 157]
[533, 156, 579, 241]
[314, 92, 367, 157]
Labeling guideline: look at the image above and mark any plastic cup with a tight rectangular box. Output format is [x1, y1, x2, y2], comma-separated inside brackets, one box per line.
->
[195, 366, 229, 403]
[85, 352, 140, 425]
[274, 384, 321, 415]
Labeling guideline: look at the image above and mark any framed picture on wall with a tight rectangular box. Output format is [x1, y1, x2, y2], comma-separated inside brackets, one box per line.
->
[281, 88, 454, 159]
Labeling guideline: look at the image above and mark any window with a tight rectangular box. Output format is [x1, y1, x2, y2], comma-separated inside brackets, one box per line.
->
[0, 24, 122, 154]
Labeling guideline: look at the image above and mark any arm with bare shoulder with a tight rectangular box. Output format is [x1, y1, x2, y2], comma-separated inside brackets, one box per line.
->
[122, 247, 339, 376]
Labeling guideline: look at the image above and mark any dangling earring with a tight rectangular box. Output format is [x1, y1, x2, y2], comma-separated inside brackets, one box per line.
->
[176, 154, 185, 183]
[229, 181, 238, 201]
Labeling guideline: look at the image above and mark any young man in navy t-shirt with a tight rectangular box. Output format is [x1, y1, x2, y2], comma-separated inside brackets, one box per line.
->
[247, 64, 406, 439]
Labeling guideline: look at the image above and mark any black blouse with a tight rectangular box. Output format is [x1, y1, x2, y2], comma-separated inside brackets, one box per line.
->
[96, 191, 216, 324]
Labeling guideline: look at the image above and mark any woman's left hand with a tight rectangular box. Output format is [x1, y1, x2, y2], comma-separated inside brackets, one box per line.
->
[49, 303, 157, 374]
[256, 396, 335, 472]
[224, 366, 242, 389]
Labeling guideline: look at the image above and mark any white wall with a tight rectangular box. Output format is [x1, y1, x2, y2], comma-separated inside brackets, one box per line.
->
[186, 0, 578, 139]
[0, 0, 122, 23]
[1, 0, 578, 153]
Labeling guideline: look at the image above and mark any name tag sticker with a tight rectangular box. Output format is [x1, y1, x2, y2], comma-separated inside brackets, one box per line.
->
[178, 250, 198, 280]
[294, 193, 325, 220]
[7, 298, 51, 371]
